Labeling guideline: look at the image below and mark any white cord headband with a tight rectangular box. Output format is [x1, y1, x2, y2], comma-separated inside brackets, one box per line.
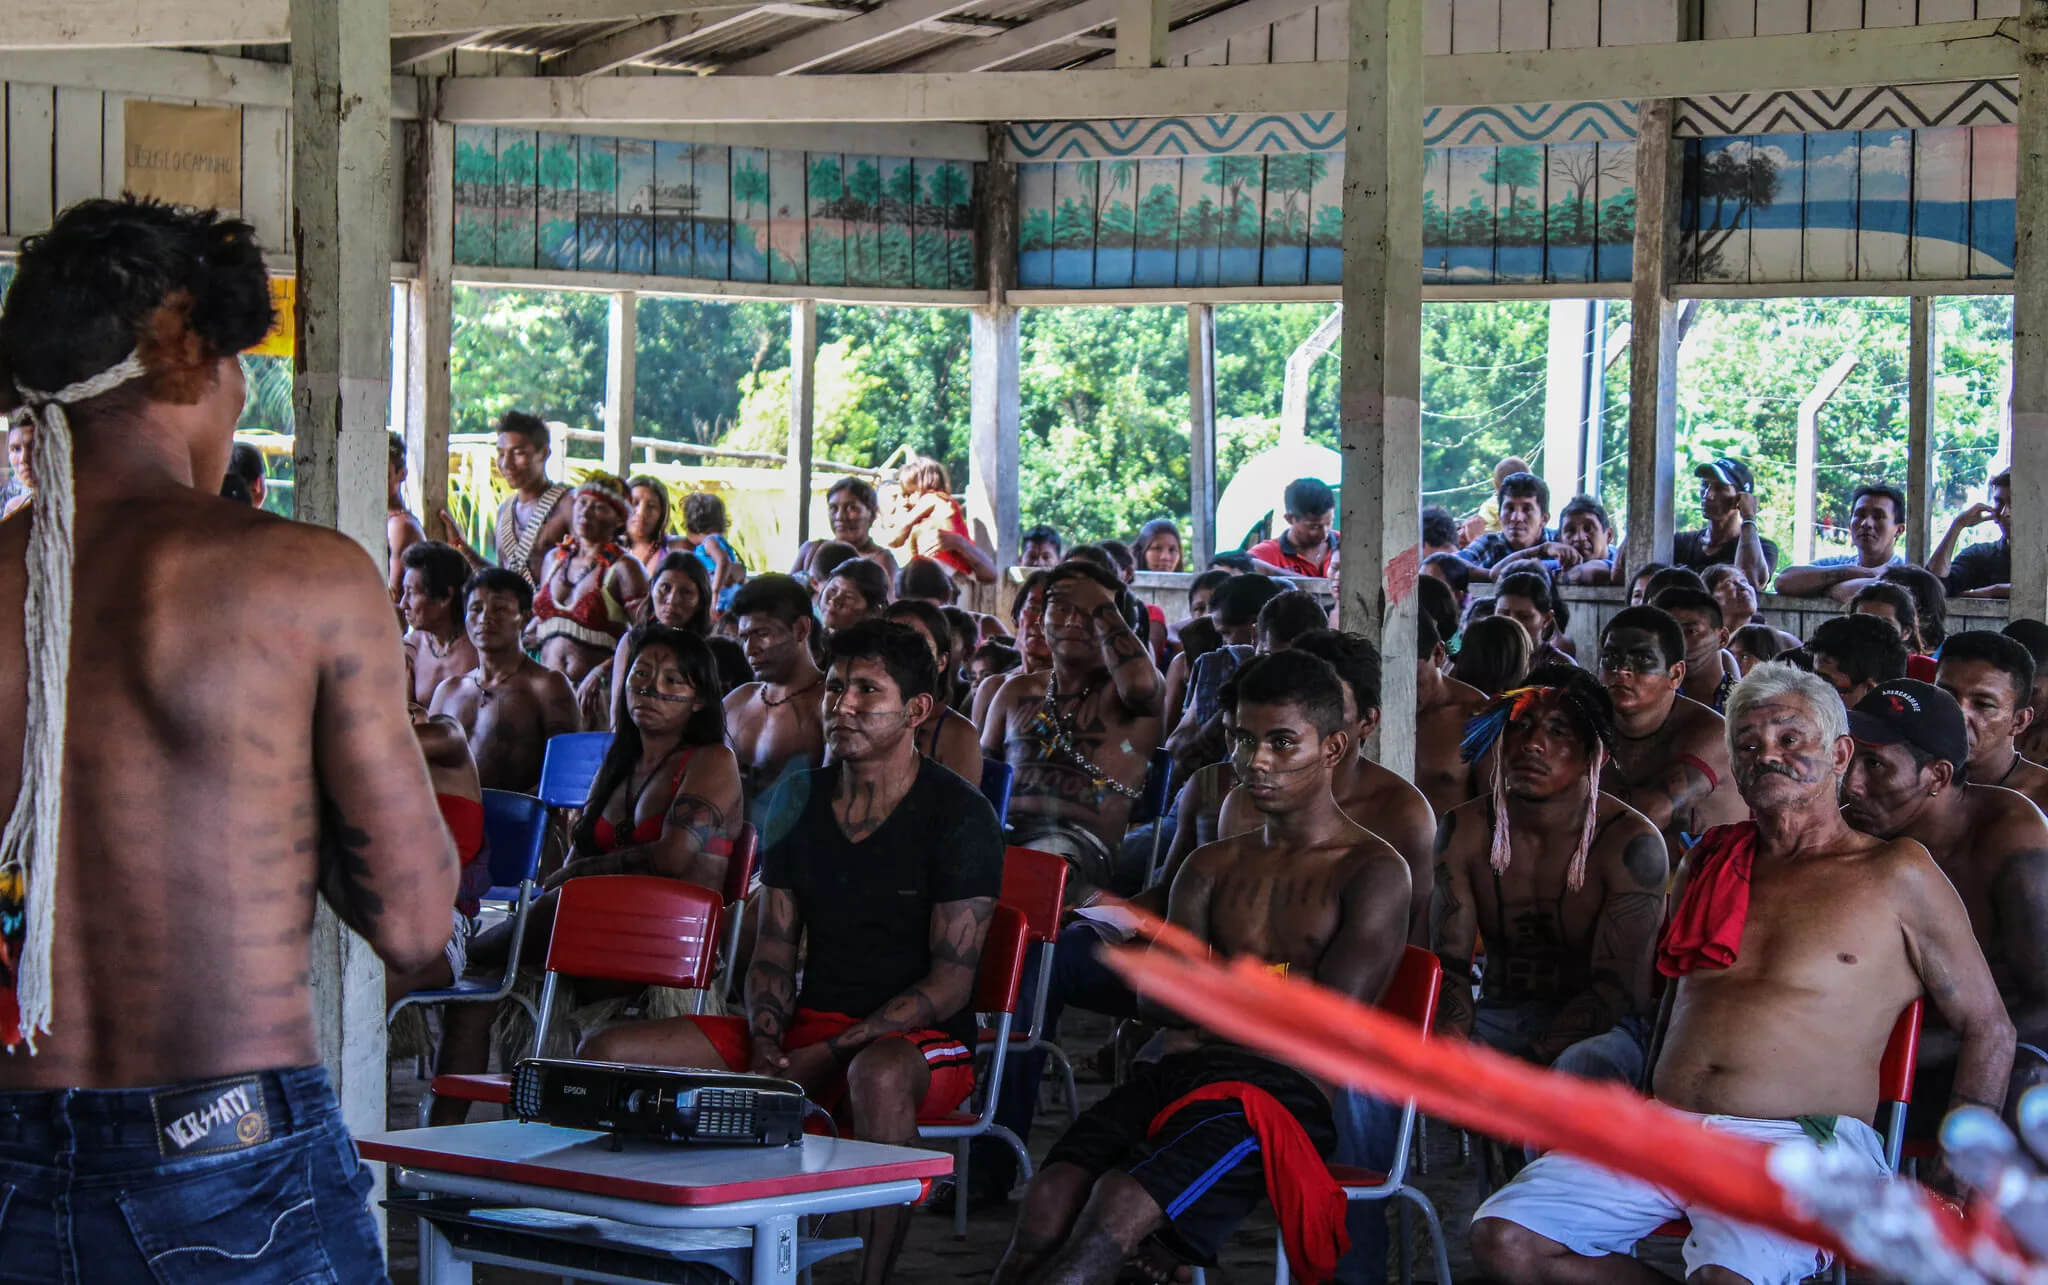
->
[2, 351, 146, 1053]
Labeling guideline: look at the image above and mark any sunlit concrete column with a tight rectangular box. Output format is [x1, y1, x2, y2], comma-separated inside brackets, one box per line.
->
[290, 0, 392, 1211]
[403, 103, 452, 525]
[787, 299, 817, 547]
[969, 307, 1021, 573]
[2011, 0, 2048, 619]
[1623, 99, 1681, 575]
[1334, 0, 1423, 776]
[1188, 303, 1218, 569]
[604, 291, 637, 477]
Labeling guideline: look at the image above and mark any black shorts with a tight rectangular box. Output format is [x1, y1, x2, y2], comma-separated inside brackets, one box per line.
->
[1043, 1046, 1335, 1266]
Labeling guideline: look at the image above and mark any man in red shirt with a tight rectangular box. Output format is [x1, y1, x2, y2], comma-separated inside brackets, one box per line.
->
[1248, 477, 1338, 578]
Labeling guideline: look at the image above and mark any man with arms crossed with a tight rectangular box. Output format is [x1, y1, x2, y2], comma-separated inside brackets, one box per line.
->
[585, 619, 1001, 1285]
[1773, 483, 1907, 598]
[1838, 675, 2048, 1131]
[1473, 664, 2013, 1285]
[1597, 606, 1747, 867]
[992, 652, 1410, 1285]
[984, 560, 1162, 900]
[723, 573, 827, 811]
[429, 567, 581, 793]
[436, 409, 573, 586]
[0, 200, 456, 1277]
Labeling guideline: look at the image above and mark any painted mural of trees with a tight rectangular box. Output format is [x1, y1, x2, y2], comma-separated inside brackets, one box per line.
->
[1263, 153, 1329, 242]
[1483, 147, 1543, 245]
[453, 131, 497, 264]
[1548, 147, 1628, 244]
[1137, 185, 1181, 249]
[1689, 145, 1779, 278]
[1203, 156, 1265, 248]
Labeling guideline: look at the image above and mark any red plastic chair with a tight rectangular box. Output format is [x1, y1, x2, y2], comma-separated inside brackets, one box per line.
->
[918, 902, 1031, 1238]
[977, 848, 1077, 1120]
[1639, 999, 1922, 1282]
[718, 823, 760, 985]
[425, 875, 725, 1118]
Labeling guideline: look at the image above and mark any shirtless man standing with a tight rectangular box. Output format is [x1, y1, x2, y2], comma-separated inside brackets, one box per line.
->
[437, 409, 573, 586]
[1474, 663, 2013, 1285]
[430, 568, 581, 792]
[1434, 666, 1666, 1088]
[723, 574, 827, 812]
[983, 560, 1162, 900]
[1838, 675, 2048, 1131]
[1415, 610, 1488, 820]
[1598, 605, 1747, 866]
[0, 199, 455, 1277]
[401, 540, 479, 708]
[1936, 629, 2048, 810]
[992, 652, 1410, 1285]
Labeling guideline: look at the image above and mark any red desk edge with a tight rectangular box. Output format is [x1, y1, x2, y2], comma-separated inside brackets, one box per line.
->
[356, 1133, 953, 1208]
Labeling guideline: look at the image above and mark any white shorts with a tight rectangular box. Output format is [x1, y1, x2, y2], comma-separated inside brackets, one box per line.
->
[444, 909, 476, 982]
[1473, 1111, 1886, 1285]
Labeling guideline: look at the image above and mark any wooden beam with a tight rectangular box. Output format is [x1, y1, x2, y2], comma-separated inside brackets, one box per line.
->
[443, 20, 2019, 122]
[723, 0, 984, 74]
[391, 31, 479, 67]
[1116, 0, 1169, 68]
[969, 308, 1022, 576]
[1623, 99, 1682, 575]
[1188, 303, 1219, 568]
[787, 300, 818, 545]
[7, 0, 691, 49]
[2012, 0, 2048, 620]
[546, 9, 771, 77]
[1335, 0, 1423, 778]
[404, 108, 454, 537]
[1908, 295, 1934, 566]
[0, 49, 422, 117]
[604, 292, 638, 475]
[837, 0, 1117, 72]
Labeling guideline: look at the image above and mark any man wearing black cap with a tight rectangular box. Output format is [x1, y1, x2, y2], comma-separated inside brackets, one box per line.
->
[1674, 456, 1777, 589]
[1840, 678, 2048, 1132]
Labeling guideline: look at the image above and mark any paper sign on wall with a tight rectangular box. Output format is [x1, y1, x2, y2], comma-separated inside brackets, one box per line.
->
[124, 102, 243, 211]
[248, 278, 295, 360]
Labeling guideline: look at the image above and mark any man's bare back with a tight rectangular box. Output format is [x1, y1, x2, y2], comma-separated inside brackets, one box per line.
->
[0, 492, 456, 1088]
[1609, 695, 1746, 860]
[430, 659, 578, 793]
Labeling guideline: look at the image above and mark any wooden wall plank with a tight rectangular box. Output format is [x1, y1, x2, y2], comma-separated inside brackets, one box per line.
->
[1600, 0, 1680, 44]
[1548, 0, 1600, 48]
[1451, 0, 1501, 53]
[1808, 0, 1862, 30]
[1318, 2, 1353, 58]
[1270, 10, 1316, 63]
[1862, 0, 1916, 26]
[242, 104, 291, 256]
[1918, 0, 1975, 18]
[1702, 0, 1756, 38]
[1420, 0, 1450, 55]
[7, 83, 55, 237]
[1498, 0, 1549, 51]
[1226, 31, 1271, 63]
[52, 86, 101, 215]
[1978, 0, 2021, 18]
[100, 92, 124, 204]
[1753, 0, 1809, 35]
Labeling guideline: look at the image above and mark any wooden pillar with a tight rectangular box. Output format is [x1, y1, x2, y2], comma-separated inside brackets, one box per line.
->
[2012, 0, 2048, 621]
[787, 299, 817, 548]
[1335, 0, 1423, 777]
[403, 105, 452, 527]
[1187, 303, 1218, 568]
[291, 0, 393, 1203]
[604, 291, 637, 477]
[1623, 99, 1682, 576]
[969, 307, 1021, 573]
[1908, 294, 1934, 567]
[1116, 0, 1170, 67]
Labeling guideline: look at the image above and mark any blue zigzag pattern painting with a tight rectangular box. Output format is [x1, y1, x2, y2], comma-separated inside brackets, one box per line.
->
[1005, 103, 1638, 161]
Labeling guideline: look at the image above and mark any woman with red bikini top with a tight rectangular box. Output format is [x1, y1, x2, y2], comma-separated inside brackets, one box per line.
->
[531, 475, 650, 685]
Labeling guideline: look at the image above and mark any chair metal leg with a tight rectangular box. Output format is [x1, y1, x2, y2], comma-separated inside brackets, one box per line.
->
[955, 1140, 970, 1240]
[1274, 1245, 1289, 1285]
[1393, 1188, 1452, 1285]
[990, 1123, 1034, 1184]
[1397, 1202, 1413, 1285]
[1044, 1043, 1080, 1120]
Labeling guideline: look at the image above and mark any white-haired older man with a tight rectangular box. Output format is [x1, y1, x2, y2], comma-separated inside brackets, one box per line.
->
[1473, 662, 2013, 1285]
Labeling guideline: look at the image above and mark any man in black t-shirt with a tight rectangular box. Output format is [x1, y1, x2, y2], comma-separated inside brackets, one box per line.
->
[1932, 467, 2013, 599]
[1673, 455, 1778, 589]
[582, 618, 1003, 1285]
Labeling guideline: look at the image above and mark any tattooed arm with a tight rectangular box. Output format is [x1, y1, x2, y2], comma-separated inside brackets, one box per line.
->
[745, 886, 804, 1073]
[311, 534, 459, 973]
[550, 747, 744, 889]
[538, 666, 585, 738]
[1431, 811, 1479, 1037]
[1140, 845, 1221, 1027]
[1533, 825, 1667, 1063]
[1612, 749, 1713, 834]
[825, 896, 996, 1059]
[1050, 575, 1161, 716]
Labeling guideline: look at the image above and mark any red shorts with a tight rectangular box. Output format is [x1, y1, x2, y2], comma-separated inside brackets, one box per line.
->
[693, 1010, 977, 1119]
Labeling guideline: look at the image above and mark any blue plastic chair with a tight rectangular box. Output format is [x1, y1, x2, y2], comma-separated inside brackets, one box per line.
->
[387, 789, 548, 1025]
[1133, 746, 1172, 826]
[537, 731, 613, 809]
[980, 758, 1015, 826]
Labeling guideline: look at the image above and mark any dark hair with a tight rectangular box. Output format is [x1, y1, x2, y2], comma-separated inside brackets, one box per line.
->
[1210, 550, 1255, 573]
[1189, 568, 1231, 612]
[1463, 596, 1496, 629]
[1044, 558, 1123, 599]
[627, 474, 673, 539]
[1421, 505, 1457, 548]
[1629, 562, 1671, 596]
[1222, 649, 1347, 736]
[941, 606, 977, 653]
[1284, 476, 1336, 518]
[826, 557, 892, 614]
[1847, 581, 1920, 648]
[827, 475, 879, 512]
[682, 491, 728, 535]
[1497, 471, 1551, 515]
[229, 441, 265, 485]
[1257, 590, 1328, 648]
[1879, 564, 1947, 650]
[1939, 630, 2037, 708]
[465, 566, 533, 616]
[1652, 585, 1724, 630]
[1021, 524, 1062, 553]
[1422, 550, 1472, 594]
[1519, 662, 1621, 760]
[895, 555, 955, 604]
[1063, 544, 1117, 575]
[647, 551, 714, 636]
[808, 540, 859, 581]
[388, 430, 407, 473]
[1290, 629, 1383, 718]
[0, 199, 273, 423]
[1180, 616, 1223, 666]
[1100, 539, 1136, 576]
[1212, 573, 1284, 628]
[1809, 614, 1911, 688]
[1450, 616, 1531, 696]
[884, 598, 952, 662]
[1011, 570, 1050, 625]
[2004, 618, 2048, 669]
[498, 410, 548, 449]
[707, 636, 753, 695]
[1133, 518, 1184, 571]
[729, 572, 813, 626]
[1559, 494, 1612, 533]
[826, 617, 939, 704]
[1992, 467, 2012, 491]
[1702, 563, 1750, 595]
[972, 641, 1022, 674]
[1417, 575, 1460, 649]
[1774, 645, 1816, 672]
[1645, 566, 1709, 600]
[403, 540, 471, 619]
[219, 472, 251, 504]
[1729, 624, 1785, 664]
[1496, 571, 1557, 616]
[1850, 483, 1906, 526]
[1603, 605, 1686, 671]
[1418, 606, 1444, 658]
[575, 625, 727, 855]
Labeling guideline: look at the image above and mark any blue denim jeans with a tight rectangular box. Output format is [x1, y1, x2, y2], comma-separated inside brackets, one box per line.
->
[0, 1066, 387, 1284]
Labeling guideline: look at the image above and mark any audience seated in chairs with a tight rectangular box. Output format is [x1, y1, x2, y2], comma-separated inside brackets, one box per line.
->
[428, 567, 581, 793]
[884, 598, 984, 782]
[400, 540, 479, 709]
[1415, 610, 1490, 822]
[577, 550, 713, 730]
[1651, 586, 1740, 712]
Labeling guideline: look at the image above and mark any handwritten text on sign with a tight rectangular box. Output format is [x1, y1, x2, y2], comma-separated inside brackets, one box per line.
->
[124, 102, 242, 211]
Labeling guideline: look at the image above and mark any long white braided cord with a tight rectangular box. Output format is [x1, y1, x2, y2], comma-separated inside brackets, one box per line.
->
[3, 352, 145, 1053]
